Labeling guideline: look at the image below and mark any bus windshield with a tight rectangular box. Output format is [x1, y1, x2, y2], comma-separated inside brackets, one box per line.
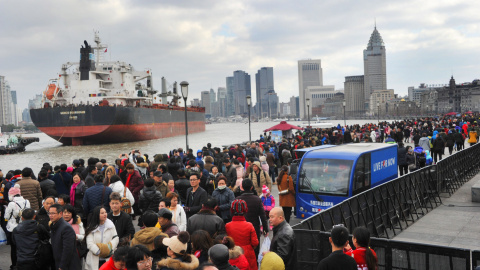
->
[299, 158, 353, 196]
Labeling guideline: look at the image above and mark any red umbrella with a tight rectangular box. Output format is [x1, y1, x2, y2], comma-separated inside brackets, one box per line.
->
[264, 121, 304, 132]
[466, 111, 473, 114]
[445, 112, 457, 116]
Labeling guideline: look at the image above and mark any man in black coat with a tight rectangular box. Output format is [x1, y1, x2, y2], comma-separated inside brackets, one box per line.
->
[187, 197, 225, 238]
[266, 207, 297, 270]
[49, 204, 81, 270]
[184, 173, 208, 219]
[318, 225, 357, 270]
[222, 159, 237, 187]
[52, 164, 73, 195]
[108, 192, 135, 241]
[36, 196, 55, 232]
[237, 179, 269, 246]
[174, 169, 191, 204]
[13, 208, 49, 270]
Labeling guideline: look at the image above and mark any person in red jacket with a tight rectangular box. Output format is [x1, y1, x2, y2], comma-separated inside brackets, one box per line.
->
[222, 236, 250, 270]
[125, 163, 144, 218]
[344, 227, 378, 270]
[99, 246, 129, 270]
[226, 199, 259, 270]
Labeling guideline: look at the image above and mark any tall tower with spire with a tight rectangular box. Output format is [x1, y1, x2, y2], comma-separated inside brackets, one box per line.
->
[363, 24, 387, 110]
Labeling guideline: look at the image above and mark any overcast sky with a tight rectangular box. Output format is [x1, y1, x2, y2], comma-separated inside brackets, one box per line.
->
[1, 0, 480, 109]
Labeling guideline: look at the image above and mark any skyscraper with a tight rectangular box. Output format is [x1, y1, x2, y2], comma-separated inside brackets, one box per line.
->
[363, 26, 387, 110]
[298, 59, 323, 119]
[0, 76, 14, 125]
[217, 87, 227, 117]
[255, 67, 274, 118]
[226, 76, 234, 116]
[233, 70, 251, 115]
[344, 75, 365, 115]
[201, 91, 211, 116]
[209, 88, 216, 116]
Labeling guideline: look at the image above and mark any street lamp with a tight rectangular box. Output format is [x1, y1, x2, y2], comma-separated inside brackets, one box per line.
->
[377, 101, 380, 124]
[180, 81, 189, 152]
[343, 100, 346, 127]
[408, 103, 411, 119]
[306, 98, 311, 127]
[246, 95, 252, 142]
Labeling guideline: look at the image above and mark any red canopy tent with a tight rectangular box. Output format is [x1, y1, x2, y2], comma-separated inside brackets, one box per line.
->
[264, 121, 304, 132]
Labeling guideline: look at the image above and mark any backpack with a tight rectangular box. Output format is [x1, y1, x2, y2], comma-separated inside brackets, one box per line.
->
[121, 187, 132, 214]
[10, 201, 27, 224]
[34, 238, 54, 268]
[137, 169, 147, 180]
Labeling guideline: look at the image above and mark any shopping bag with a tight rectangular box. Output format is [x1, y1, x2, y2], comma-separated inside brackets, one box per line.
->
[0, 227, 6, 245]
[257, 236, 271, 264]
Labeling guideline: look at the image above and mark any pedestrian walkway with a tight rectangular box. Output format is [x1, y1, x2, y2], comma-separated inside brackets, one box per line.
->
[393, 173, 480, 251]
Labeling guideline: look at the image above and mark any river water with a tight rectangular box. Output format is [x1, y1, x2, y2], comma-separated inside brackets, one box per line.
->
[0, 119, 392, 173]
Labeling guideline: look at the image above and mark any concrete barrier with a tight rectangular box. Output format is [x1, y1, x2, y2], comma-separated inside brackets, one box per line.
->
[471, 181, 480, 202]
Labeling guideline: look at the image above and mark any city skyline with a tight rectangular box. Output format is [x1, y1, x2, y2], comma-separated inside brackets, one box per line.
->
[1, 1, 480, 109]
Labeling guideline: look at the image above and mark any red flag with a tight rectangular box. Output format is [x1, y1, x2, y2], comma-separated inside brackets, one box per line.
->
[104, 48, 107, 53]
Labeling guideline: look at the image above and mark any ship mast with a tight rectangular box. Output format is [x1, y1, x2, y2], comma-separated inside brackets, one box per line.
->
[93, 31, 108, 66]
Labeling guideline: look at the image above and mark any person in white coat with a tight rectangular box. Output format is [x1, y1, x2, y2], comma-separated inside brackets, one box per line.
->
[84, 206, 119, 270]
[109, 175, 135, 213]
[4, 184, 30, 269]
[166, 191, 187, 231]
[5, 184, 30, 233]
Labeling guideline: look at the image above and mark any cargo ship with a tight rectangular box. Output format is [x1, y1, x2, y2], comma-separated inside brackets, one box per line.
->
[30, 32, 205, 146]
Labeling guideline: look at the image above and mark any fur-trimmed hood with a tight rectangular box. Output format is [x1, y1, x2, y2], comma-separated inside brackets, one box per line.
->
[229, 245, 244, 259]
[137, 162, 148, 168]
[157, 255, 199, 270]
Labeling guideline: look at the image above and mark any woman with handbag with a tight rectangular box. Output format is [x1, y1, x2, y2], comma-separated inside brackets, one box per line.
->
[277, 165, 295, 223]
[84, 206, 119, 270]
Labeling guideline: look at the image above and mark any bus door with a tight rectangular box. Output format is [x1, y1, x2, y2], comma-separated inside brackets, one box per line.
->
[352, 153, 371, 196]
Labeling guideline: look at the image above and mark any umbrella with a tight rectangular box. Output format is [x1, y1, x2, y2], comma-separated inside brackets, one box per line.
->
[445, 112, 457, 116]
[264, 121, 304, 132]
[466, 111, 473, 114]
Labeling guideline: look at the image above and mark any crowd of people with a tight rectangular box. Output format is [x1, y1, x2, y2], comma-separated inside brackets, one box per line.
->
[1, 114, 479, 270]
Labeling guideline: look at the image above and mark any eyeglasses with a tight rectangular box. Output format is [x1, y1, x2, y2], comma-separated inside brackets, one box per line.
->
[190, 178, 198, 181]
[47, 212, 58, 215]
[137, 257, 153, 266]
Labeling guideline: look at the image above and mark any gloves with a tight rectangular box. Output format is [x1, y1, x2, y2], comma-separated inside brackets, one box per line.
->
[96, 242, 113, 258]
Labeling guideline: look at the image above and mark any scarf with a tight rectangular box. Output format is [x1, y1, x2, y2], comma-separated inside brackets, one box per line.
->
[67, 218, 80, 235]
[70, 182, 80, 206]
[126, 173, 133, 188]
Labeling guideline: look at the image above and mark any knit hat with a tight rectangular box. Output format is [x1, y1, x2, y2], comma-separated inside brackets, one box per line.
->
[8, 184, 21, 196]
[262, 185, 270, 194]
[260, 156, 267, 162]
[66, 167, 73, 173]
[260, 251, 285, 270]
[231, 199, 248, 214]
[162, 231, 189, 254]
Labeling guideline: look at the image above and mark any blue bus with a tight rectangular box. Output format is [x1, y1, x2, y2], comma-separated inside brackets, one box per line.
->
[295, 143, 398, 219]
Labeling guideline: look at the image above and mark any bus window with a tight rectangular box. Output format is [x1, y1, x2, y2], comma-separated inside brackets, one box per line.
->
[299, 158, 353, 196]
[352, 153, 371, 195]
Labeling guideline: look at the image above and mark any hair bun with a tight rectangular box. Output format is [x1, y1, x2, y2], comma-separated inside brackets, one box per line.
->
[177, 231, 190, 244]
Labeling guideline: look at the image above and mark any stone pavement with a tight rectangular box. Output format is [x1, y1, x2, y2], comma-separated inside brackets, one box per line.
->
[393, 172, 480, 250]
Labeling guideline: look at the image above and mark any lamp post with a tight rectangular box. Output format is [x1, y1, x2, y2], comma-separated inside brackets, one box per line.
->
[246, 95, 252, 142]
[377, 101, 380, 124]
[408, 103, 411, 119]
[343, 100, 346, 127]
[306, 98, 311, 127]
[180, 81, 189, 152]
[426, 105, 429, 117]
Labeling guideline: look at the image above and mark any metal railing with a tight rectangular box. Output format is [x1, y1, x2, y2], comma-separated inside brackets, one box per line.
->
[293, 143, 480, 269]
[294, 165, 441, 238]
[295, 230, 472, 270]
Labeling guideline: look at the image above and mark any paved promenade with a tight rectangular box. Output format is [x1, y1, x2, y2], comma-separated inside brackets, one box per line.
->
[393, 172, 480, 250]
